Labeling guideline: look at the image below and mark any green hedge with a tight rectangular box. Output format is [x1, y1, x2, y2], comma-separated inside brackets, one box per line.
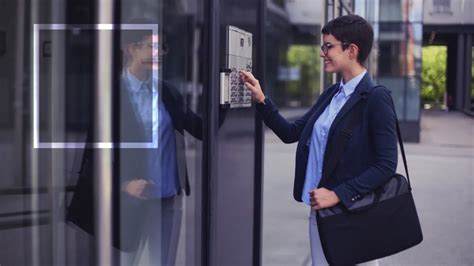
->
[421, 46, 447, 105]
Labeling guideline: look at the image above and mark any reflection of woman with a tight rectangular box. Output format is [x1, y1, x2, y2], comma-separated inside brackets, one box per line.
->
[241, 15, 397, 266]
[67, 27, 202, 265]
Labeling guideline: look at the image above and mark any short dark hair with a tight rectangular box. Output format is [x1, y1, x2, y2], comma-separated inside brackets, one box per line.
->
[321, 14, 374, 65]
[121, 17, 158, 48]
[120, 18, 168, 67]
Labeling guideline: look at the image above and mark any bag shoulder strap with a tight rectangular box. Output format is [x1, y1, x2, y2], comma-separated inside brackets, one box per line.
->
[388, 91, 411, 190]
[333, 85, 412, 190]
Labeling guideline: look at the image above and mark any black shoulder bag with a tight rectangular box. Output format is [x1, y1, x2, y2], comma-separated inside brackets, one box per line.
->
[316, 86, 423, 265]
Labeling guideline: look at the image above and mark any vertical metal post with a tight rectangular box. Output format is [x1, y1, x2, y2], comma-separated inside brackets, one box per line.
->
[332, 0, 340, 84]
[95, 2, 114, 266]
[372, 0, 380, 79]
[50, 1, 66, 265]
[253, 0, 266, 265]
[455, 34, 466, 110]
[30, 0, 40, 265]
[333, 0, 339, 20]
[14, 0, 26, 187]
[203, 0, 220, 264]
[320, 0, 328, 93]
[321, 0, 339, 86]
[464, 34, 472, 112]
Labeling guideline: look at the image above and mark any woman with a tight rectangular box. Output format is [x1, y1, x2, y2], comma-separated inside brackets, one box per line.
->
[240, 14, 397, 266]
[68, 26, 203, 265]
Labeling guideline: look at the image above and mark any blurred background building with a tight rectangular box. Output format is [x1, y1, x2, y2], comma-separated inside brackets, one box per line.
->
[265, 0, 473, 142]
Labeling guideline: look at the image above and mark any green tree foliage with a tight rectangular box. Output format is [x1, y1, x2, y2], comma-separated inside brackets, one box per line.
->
[286, 45, 320, 106]
[421, 46, 447, 105]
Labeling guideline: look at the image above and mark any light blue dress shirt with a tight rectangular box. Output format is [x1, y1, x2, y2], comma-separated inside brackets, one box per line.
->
[123, 70, 179, 198]
[302, 70, 367, 204]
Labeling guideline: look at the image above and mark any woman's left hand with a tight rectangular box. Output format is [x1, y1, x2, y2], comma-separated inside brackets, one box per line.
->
[309, 188, 340, 211]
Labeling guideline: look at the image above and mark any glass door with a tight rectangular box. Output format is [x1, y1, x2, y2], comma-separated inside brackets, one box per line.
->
[207, 0, 263, 265]
[0, 0, 206, 265]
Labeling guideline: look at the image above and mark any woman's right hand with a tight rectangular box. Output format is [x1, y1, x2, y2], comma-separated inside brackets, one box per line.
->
[239, 70, 266, 103]
[122, 179, 154, 200]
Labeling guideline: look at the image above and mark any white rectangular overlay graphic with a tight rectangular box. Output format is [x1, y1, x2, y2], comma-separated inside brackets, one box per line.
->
[33, 24, 158, 149]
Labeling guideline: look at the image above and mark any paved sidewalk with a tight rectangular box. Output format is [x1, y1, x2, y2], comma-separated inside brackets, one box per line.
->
[262, 110, 474, 266]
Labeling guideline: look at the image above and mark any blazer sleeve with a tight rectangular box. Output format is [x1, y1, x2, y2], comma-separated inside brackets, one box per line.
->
[163, 81, 204, 140]
[255, 98, 317, 143]
[255, 87, 333, 143]
[333, 86, 398, 208]
[182, 107, 203, 140]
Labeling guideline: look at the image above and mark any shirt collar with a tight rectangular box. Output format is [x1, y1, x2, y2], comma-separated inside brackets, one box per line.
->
[339, 69, 367, 96]
[123, 69, 155, 92]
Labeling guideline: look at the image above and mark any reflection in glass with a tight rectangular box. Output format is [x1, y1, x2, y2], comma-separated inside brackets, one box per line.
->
[378, 38, 403, 76]
[68, 19, 204, 266]
[375, 20, 422, 122]
[379, 0, 423, 23]
[265, 1, 321, 111]
[378, 23, 421, 77]
[378, 77, 406, 119]
[356, 0, 423, 126]
[0, 0, 205, 265]
[406, 77, 421, 120]
[263, 0, 321, 264]
[380, 0, 403, 21]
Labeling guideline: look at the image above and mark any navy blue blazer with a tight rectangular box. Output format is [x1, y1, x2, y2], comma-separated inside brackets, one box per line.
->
[256, 73, 398, 209]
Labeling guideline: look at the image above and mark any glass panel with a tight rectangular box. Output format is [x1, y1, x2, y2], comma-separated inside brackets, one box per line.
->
[0, 2, 32, 262]
[210, 0, 260, 264]
[0, 0, 205, 265]
[380, 0, 403, 21]
[377, 77, 406, 119]
[111, 1, 205, 265]
[409, 0, 424, 23]
[378, 42, 402, 76]
[265, 1, 321, 115]
[378, 23, 405, 76]
[263, 0, 322, 264]
[0, 1, 99, 265]
[376, 21, 422, 122]
[406, 77, 421, 120]
[354, 0, 367, 19]
[412, 24, 423, 76]
[340, 0, 354, 16]
[379, 0, 423, 23]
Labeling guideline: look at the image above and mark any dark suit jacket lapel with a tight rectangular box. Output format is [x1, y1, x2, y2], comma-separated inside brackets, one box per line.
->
[300, 84, 340, 145]
[119, 77, 148, 142]
[319, 73, 373, 186]
[325, 73, 372, 141]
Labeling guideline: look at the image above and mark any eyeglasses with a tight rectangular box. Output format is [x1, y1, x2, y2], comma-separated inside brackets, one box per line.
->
[134, 42, 168, 54]
[320, 42, 350, 55]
